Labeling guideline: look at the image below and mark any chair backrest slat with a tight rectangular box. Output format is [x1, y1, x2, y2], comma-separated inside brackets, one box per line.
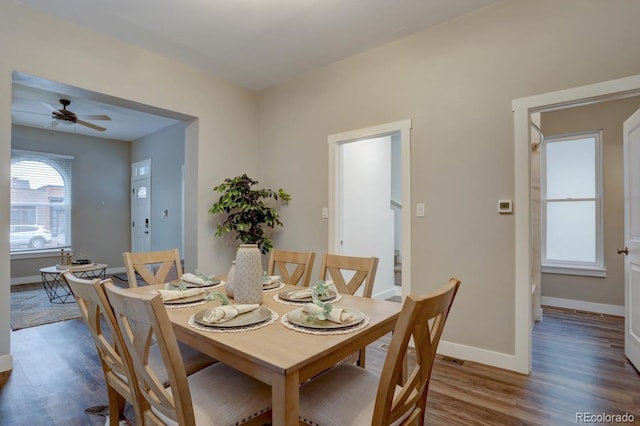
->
[267, 249, 316, 287]
[318, 253, 378, 297]
[123, 249, 182, 287]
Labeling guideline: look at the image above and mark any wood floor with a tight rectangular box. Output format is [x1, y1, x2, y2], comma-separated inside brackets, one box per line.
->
[0, 306, 638, 425]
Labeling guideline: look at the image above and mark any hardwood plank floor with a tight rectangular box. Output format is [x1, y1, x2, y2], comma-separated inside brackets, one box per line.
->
[0, 306, 638, 425]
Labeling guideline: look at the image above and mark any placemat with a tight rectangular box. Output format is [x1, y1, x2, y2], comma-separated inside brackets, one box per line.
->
[280, 312, 369, 335]
[187, 309, 278, 333]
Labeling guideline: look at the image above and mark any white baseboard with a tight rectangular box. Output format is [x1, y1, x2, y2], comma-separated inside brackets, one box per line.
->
[541, 296, 624, 317]
[10, 266, 126, 286]
[0, 354, 13, 373]
[437, 340, 519, 373]
[373, 287, 398, 300]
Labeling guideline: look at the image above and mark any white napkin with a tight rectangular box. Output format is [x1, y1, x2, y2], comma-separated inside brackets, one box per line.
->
[287, 280, 335, 299]
[156, 288, 205, 302]
[201, 304, 260, 324]
[287, 289, 313, 299]
[263, 275, 282, 285]
[181, 272, 211, 286]
[302, 303, 354, 324]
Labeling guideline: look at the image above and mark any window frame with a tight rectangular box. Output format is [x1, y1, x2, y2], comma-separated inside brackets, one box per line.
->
[540, 130, 605, 277]
[10, 149, 73, 256]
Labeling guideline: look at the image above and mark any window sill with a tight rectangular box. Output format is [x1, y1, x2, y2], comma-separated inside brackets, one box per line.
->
[541, 265, 606, 278]
[10, 249, 70, 261]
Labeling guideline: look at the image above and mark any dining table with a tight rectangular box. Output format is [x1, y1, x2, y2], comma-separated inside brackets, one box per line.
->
[128, 281, 402, 425]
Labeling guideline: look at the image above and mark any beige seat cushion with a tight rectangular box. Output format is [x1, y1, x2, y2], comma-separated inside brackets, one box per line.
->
[299, 364, 409, 426]
[153, 362, 271, 425]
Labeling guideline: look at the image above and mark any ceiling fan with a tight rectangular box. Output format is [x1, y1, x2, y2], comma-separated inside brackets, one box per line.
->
[40, 99, 111, 132]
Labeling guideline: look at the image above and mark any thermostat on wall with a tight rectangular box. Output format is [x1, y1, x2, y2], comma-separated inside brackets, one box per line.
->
[498, 200, 513, 214]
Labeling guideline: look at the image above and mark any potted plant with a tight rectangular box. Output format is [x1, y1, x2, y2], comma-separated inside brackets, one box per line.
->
[208, 174, 291, 254]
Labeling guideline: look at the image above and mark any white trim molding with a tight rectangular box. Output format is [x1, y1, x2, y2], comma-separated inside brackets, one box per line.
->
[437, 340, 519, 372]
[0, 354, 13, 373]
[541, 296, 624, 317]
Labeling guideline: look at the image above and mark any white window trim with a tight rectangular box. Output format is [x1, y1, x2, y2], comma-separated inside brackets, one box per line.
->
[540, 130, 605, 278]
[10, 149, 73, 257]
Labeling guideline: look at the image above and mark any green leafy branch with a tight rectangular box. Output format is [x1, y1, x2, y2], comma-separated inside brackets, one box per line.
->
[208, 174, 291, 254]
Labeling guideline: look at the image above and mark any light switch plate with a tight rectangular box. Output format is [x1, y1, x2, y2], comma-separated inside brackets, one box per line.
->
[322, 207, 329, 219]
[416, 203, 425, 217]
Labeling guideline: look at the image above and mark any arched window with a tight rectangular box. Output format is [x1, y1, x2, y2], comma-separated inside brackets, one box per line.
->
[10, 150, 73, 253]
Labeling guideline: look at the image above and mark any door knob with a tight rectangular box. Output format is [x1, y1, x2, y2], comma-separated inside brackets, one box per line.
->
[617, 247, 629, 255]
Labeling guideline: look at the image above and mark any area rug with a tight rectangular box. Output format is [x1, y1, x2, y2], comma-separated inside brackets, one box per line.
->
[10, 285, 81, 331]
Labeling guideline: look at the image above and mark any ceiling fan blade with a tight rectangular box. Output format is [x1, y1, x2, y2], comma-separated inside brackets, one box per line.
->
[12, 109, 50, 116]
[40, 102, 59, 113]
[77, 114, 111, 121]
[76, 119, 107, 132]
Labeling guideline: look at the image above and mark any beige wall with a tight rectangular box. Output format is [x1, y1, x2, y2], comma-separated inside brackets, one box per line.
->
[257, 0, 640, 356]
[0, 0, 258, 368]
[540, 96, 640, 307]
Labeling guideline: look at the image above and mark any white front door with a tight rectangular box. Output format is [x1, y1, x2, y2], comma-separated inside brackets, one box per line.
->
[623, 107, 640, 371]
[131, 159, 151, 252]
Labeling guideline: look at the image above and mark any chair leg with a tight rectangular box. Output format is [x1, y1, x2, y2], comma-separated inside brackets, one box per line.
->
[107, 386, 126, 426]
[357, 347, 366, 368]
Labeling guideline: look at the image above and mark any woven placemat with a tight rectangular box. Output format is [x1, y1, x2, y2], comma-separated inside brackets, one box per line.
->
[187, 309, 278, 333]
[280, 312, 370, 335]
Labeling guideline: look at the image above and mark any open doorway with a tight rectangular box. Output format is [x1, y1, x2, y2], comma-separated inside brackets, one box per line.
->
[9, 72, 196, 329]
[513, 75, 640, 374]
[328, 119, 412, 300]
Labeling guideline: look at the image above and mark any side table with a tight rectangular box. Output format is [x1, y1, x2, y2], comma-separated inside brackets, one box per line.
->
[39, 263, 108, 303]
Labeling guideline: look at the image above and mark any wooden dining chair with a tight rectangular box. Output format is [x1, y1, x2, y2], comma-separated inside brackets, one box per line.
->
[267, 249, 316, 287]
[299, 278, 461, 426]
[62, 272, 141, 426]
[64, 273, 217, 422]
[318, 253, 379, 297]
[122, 248, 182, 287]
[103, 281, 272, 426]
[318, 253, 379, 367]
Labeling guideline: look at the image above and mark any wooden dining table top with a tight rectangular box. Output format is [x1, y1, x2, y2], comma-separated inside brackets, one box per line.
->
[127, 282, 402, 425]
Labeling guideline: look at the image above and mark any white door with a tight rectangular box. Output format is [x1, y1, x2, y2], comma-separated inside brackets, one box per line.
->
[131, 159, 151, 252]
[623, 107, 640, 371]
[338, 136, 395, 297]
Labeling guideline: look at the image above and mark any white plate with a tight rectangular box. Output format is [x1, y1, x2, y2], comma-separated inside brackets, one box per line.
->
[286, 307, 364, 329]
[194, 307, 271, 328]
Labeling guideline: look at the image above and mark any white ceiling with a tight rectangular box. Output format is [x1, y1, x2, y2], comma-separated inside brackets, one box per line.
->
[11, 0, 501, 141]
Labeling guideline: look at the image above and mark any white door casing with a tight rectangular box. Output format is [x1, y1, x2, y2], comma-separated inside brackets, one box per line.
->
[131, 159, 151, 253]
[623, 106, 640, 371]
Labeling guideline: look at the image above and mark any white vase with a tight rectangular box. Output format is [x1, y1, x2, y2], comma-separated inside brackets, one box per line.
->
[225, 261, 236, 298]
[233, 244, 263, 304]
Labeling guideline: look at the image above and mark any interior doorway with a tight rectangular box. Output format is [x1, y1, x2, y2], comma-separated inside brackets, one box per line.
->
[513, 75, 640, 374]
[328, 120, 412, 300]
